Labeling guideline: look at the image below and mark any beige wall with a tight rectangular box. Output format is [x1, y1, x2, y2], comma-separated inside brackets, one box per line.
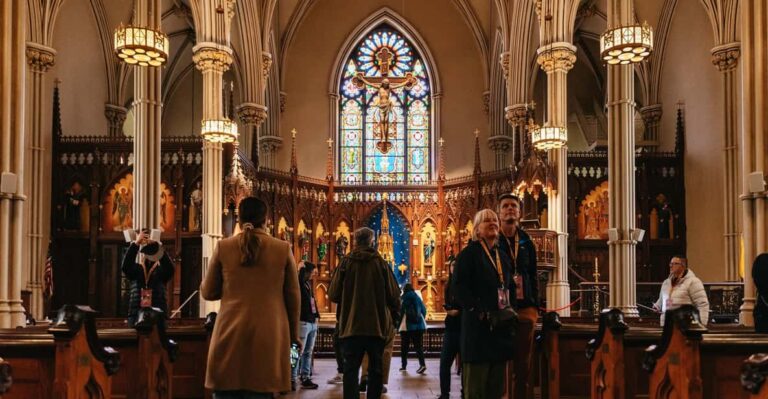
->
[278, 0, 491, 178]
[659, 0, 726, 282]
[51, 0, 109, 136]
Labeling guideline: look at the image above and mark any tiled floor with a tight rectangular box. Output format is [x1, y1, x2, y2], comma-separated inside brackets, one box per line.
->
[282, 358, 462, 398]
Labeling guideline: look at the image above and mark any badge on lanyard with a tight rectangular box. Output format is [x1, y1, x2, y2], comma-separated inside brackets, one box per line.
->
[140, 288, 153, 308]
[497, 287, 510, 310]
[513, 274, 524, 300]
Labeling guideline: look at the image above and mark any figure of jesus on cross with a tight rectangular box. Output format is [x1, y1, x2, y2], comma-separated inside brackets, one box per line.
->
[352, 47, 418, 154]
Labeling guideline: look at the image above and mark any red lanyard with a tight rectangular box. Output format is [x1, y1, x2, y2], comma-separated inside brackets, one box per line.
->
[480, 239, 504, 284]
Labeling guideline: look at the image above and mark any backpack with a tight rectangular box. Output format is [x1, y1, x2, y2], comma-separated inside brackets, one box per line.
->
[404, 299, 421, 324]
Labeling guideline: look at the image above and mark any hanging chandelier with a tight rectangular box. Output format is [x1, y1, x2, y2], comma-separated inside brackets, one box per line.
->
[600, 22, 653, 65]
[531, 123, 567, 150]
[201, 118, 238, 143]
[114, 24, 169, 67]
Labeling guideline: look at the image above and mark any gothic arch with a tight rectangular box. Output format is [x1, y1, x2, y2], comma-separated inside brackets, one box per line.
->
[328, 7, 442, 95]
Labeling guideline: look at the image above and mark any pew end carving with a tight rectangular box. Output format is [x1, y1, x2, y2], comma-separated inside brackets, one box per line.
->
[643, 305, 707, 399]
[538, 311, 562, 399]
[132, 307, 177, 399]
[48, 305, 121, 399]
[586, 308, 628, 399]
[742, 353, 768, 399]
[0, 358, 10, 396]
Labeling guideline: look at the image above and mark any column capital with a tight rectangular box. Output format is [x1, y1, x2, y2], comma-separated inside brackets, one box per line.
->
[262, 52, 273, 86]
[505, 103, 530, 127]
[260, 135, 284, 152]
[711, 42, 740, 72]
[488, 135, 513, 152]
[639, 104, 663, 124]
[280, 91, 287, 113]
[193, 45, 233, 73]
[499, 51, 510, 80]
[536, 43, 577, 73]
[26, 43, 56, 72]
[237, 103, 268, 126]
[104, 104, 128, 134]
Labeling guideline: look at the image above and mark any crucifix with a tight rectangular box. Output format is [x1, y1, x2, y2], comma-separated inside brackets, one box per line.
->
[352, 47, 418, 154]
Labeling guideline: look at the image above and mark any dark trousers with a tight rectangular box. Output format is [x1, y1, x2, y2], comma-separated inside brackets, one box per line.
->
[440, 329, 461, 395]
[341, 336, 385, 399]
[333, 325, 344, 373]
[400, 330, 425, 368]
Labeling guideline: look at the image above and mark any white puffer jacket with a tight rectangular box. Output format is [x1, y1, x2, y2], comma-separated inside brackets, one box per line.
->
[654, 269, 710, 326]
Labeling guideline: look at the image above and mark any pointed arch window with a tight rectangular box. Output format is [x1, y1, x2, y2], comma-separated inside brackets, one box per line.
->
[338, 24, 432, 185]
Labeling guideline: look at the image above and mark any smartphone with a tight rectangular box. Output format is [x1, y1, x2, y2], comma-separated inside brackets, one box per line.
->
[290, 343, 300, 368]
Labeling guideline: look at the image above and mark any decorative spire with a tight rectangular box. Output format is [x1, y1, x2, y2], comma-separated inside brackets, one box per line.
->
[225, 140, 253, 210]
[473, 129, 481, 175]
[381, 201, 390, 234]
[52, 78, 62, 138]
[290, 128, 298, 174]
[675, 102, 685, 155]
[326, 137, 334, 181]
[438, 136, 446, 181]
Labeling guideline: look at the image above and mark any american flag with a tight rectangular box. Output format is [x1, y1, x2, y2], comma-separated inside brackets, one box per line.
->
[43, 243, 53, 299]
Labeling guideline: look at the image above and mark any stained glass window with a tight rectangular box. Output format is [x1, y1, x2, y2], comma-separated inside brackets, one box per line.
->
[339, 25, 432, 185]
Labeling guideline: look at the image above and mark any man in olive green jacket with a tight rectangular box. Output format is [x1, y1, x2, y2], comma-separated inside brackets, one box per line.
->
[329, 227, 401, 399]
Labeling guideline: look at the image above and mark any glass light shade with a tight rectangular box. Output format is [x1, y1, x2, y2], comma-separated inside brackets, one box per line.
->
[532, 125, 567, 150]
[114, 25, 169, 67]
[201, 119, 238, 143]
[600, 23, 653, 65]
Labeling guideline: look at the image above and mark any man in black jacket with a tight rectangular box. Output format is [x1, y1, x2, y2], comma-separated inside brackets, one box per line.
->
[121, 230, 174, 328]
[497, 193, 539, 398]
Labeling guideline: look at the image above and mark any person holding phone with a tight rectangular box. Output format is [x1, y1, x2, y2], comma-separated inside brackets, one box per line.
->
[121, 229, 174, 328]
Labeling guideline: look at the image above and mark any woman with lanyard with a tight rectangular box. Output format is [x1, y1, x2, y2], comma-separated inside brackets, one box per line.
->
[121, 229, 175, 328]
[453, 209, 517, 399]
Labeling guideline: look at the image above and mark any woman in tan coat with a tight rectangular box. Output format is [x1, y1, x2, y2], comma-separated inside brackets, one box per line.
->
[201, 197, 300, 398]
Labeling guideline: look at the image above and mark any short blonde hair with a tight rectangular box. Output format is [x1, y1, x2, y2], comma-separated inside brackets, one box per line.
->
[472, 208, 499, 241]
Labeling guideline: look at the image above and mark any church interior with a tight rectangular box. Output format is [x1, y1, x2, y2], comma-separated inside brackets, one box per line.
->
[1, 0, 767, 397]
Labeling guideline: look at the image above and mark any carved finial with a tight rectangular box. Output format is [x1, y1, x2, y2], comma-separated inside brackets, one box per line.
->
[290, 128, 298, 174]
[473, 130, 481, 175]
[438, 136, 446, 181]
[326, 137, 334, 182]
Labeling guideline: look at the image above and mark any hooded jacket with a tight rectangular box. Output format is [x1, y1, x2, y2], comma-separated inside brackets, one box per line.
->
[654, 269, 709, 326]
[329, 246, 401, 340]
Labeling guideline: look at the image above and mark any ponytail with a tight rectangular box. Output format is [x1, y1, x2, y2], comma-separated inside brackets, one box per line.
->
[239, 222, 261, 266]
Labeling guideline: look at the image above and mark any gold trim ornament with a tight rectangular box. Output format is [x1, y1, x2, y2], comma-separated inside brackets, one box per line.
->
[600, 22, 653, 65]
[201, 118, 238, 143]
[114, 24, 169, 67]
[531, 123, 567, 150]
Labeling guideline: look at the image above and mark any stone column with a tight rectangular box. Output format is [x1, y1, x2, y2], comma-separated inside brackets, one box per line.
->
[606, 0, 639, 317]
[24, 43, 55, 320]
[488, 136, 512, 169]
[711, 43, 741, 282]
[0, 0, 28, 328]
[538, 44, 576, 316]
[193, 44, 232, 316]
[739, 1, 768, 327]
[131, 0, 163, 232]
[639, 104, 662, 147]
[505, 103, 529, 165]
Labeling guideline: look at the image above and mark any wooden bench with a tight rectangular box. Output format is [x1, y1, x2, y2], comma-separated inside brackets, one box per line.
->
[0, 305, 121, 399]
[742, 353, 768, 399]
[538, 311, 562, 399]
[0, 357, 10, 398]
[586, 308, 629, 399]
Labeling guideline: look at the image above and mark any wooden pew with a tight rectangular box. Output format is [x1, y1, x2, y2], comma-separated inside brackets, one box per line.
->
[586, 308, 629, 399]
[643, 305, 708, 399]
[742, 353, 768, 399]
[0, 357, 10, 398]
[132, 308, 178, 399]
[538, 311, 562, 399]
[204, 312, 216, 399]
